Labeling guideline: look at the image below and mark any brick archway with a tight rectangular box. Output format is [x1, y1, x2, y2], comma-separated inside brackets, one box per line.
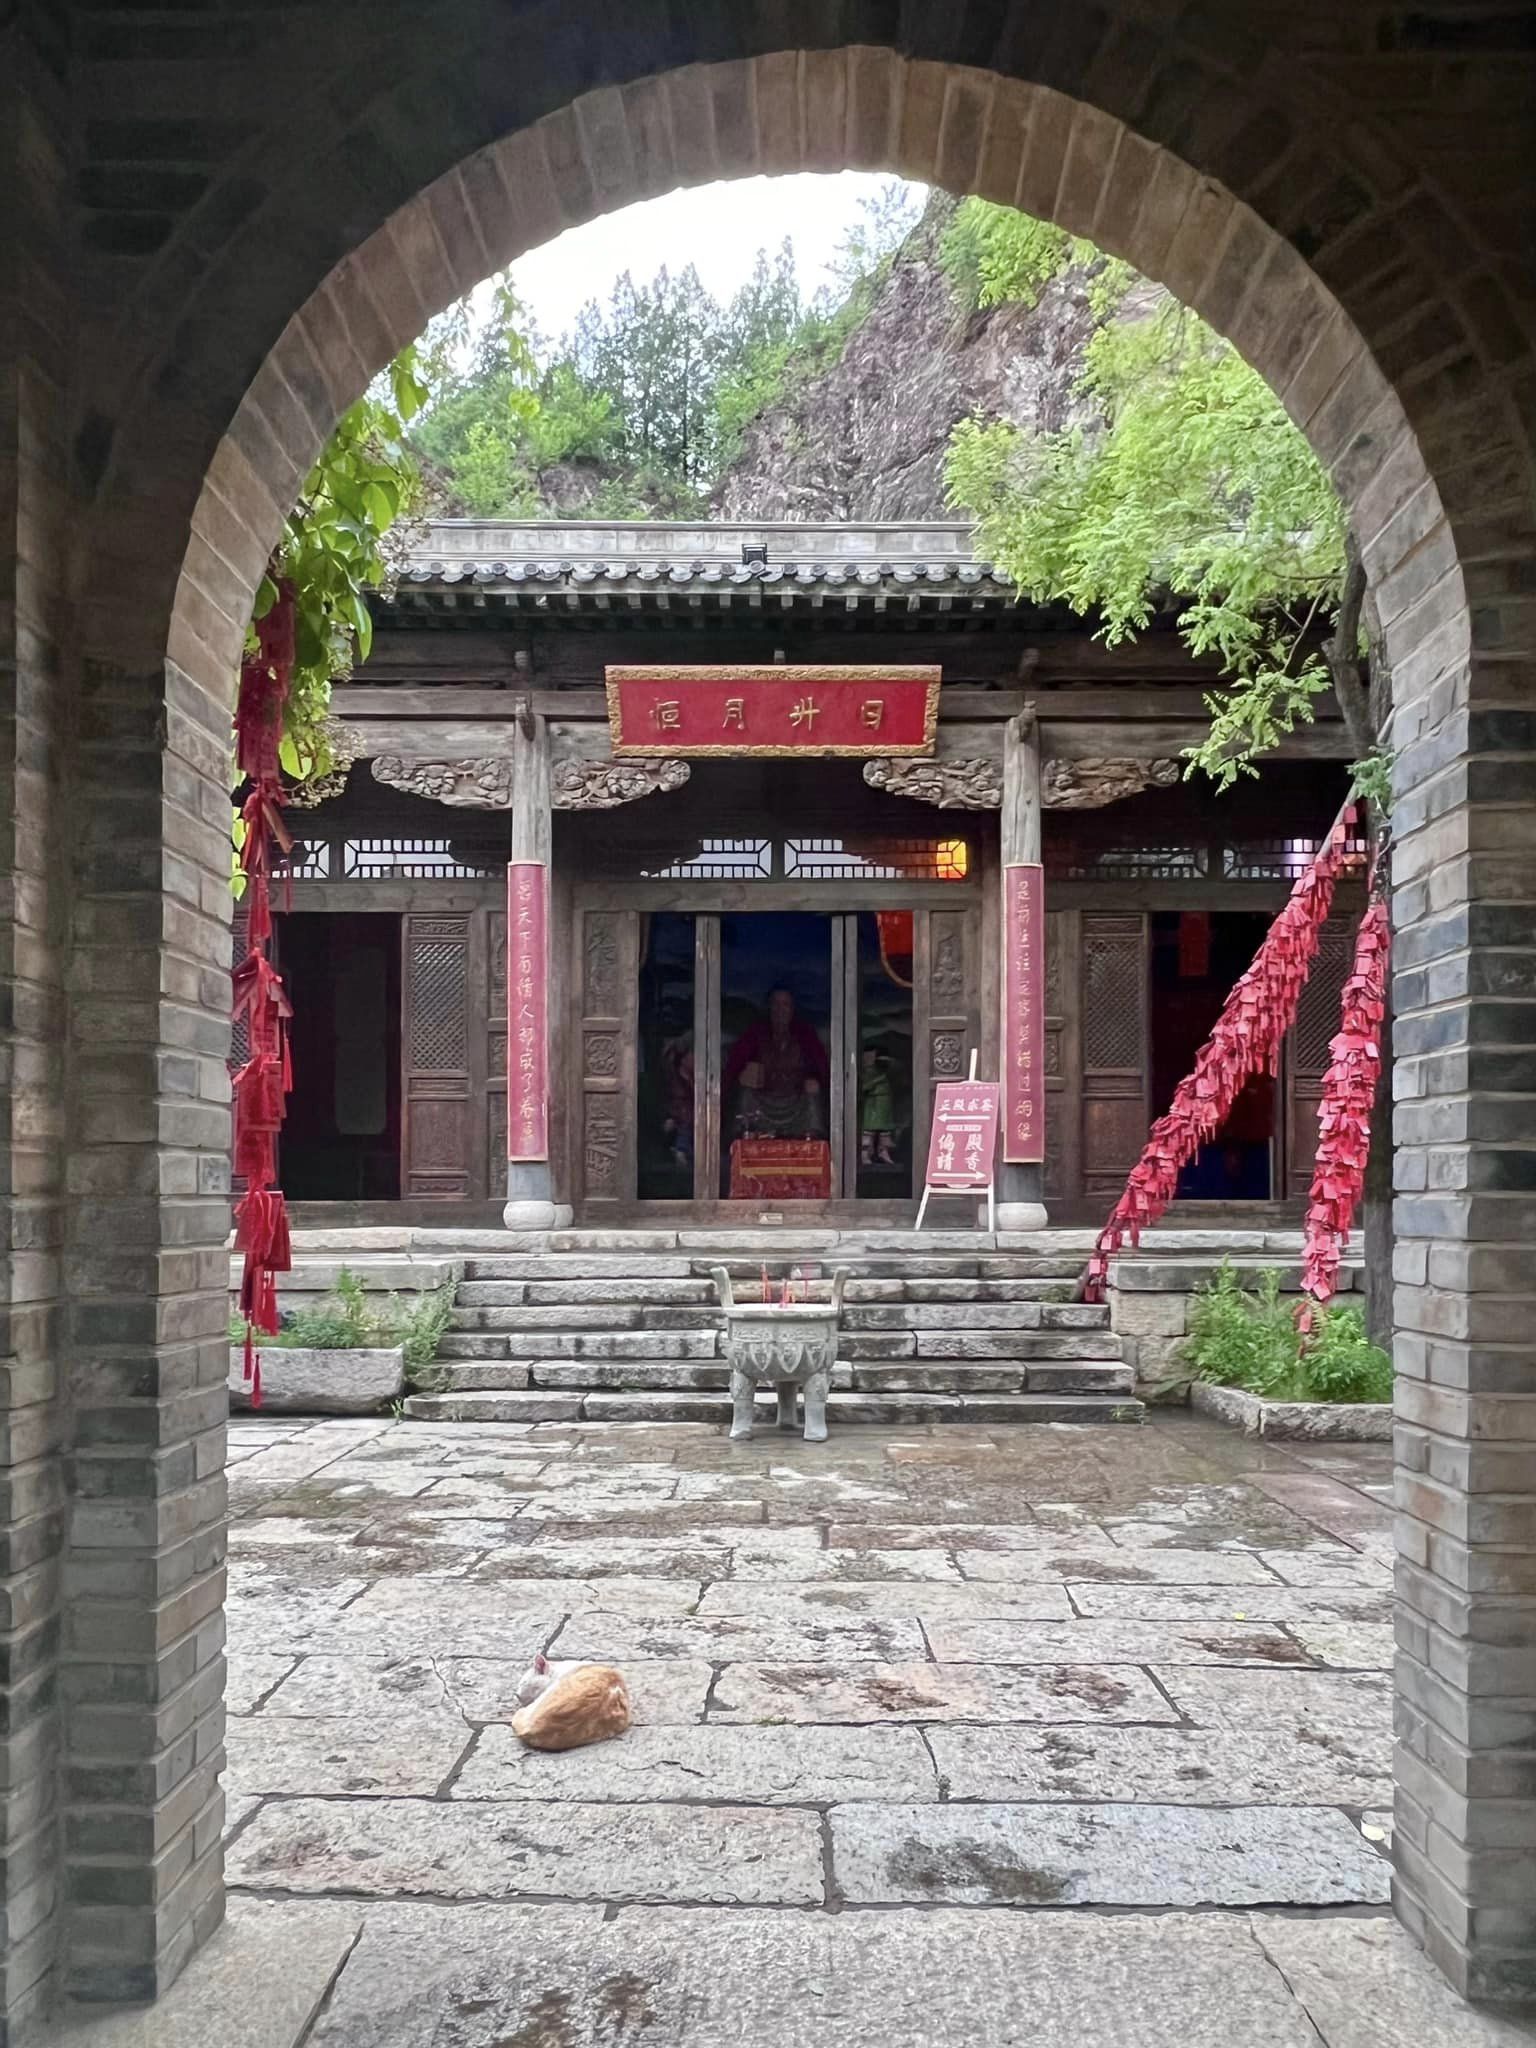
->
[31, 19, 1534, 2029]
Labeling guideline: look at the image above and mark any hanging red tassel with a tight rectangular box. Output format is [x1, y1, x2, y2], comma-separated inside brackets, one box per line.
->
[1298, 891, 1390, 1323]
[1081, 809, 1364, 1302]
[231, 580, 299, 1406]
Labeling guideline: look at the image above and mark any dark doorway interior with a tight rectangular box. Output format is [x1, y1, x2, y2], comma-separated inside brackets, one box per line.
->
[852, 910, 915, 1199]
[1150, 910, 1275, 1200]
[637, 912, 697, 1202]
[279, 912, 401, 1200]
[719, 912, 832, 1197]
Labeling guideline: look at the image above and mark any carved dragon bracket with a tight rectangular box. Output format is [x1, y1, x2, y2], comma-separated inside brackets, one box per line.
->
[371, 755, 691, 810]
[863, 755, 1181, 810]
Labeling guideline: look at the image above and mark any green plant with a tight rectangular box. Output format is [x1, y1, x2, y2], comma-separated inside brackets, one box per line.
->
[1183, 1264, 1297, 1395]
[1301, 1305, 1394, 1403]
[399, 1284, 456, 1374]
[1182, 1261, 1392, 1403]
[230, 1269, 455, 1368]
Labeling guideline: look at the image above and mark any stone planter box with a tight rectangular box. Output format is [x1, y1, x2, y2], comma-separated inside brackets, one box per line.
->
[228, 1345, 406, 1416]
[1190, 1378, 1392, 1442]
[712, 1266, 847, 1442]
[1107, 1251, 1363, 1401]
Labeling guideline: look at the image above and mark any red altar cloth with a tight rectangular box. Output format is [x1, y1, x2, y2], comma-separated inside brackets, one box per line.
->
[729, 1138, 832, 1200]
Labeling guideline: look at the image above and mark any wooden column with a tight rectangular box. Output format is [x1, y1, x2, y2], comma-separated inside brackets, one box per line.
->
[504, 705, 570, 1227]
[998, 708, 1049, 1229]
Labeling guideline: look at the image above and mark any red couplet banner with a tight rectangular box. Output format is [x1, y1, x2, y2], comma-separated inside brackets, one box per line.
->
[923, 1082, 1001, 1193]
[606, 666, 939, 757]
[1003, 862, 1045, 1163]
[506, 860, 549, 1161]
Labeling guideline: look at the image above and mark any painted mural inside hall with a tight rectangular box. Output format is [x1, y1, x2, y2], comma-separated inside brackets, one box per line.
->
[261, 517, 1360, 1228]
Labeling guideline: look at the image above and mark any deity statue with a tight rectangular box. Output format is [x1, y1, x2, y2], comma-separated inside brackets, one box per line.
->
[724, 987, 829, 1140]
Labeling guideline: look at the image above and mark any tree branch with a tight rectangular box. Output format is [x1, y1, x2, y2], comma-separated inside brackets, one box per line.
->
[1325, 530, 1374, 758]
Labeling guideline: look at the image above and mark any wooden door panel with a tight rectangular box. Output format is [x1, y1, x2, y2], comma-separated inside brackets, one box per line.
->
[1080, 912, 1149, 1196]
[1042, 907, 1078, 1203]
[913, 905, 981, 1198]
[1285, 917, 1353, 1194]
[403, 914, 473, 1198]
[578, 906, 639, 1208]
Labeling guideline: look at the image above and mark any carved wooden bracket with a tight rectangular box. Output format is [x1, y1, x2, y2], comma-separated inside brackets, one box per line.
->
[371, 755, 513, 806]
[862, 757, 1002, 808]
[550, 758, 691, 810]
[864, 755, 1182, 810]
[1042, 756, 1182, 808]
[371, 754, 691, 811]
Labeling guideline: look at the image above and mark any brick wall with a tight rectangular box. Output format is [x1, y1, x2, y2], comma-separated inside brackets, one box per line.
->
[0, 13, 73, 2039]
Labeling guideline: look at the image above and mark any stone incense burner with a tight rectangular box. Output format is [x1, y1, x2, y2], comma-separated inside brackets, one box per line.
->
[710, 1266, 848, 1444]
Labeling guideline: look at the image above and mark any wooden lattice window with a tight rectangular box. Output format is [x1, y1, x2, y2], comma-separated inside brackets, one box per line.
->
[408, 937, 469, 1072]
[1083, 929, 1146, 1071]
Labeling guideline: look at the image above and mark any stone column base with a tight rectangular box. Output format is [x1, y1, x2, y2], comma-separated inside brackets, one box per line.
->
[502, 1200, 574, 1230]
[995, 1201, 1049, 1232]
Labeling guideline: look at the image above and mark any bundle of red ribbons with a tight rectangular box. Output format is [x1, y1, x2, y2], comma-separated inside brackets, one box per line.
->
[1081, 812, 1362, 1304]
[1298, 892, 1389, 1318]
[230, 585, 298, 1405]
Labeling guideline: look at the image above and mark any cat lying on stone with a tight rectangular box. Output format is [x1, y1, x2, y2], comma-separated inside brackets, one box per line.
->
[511, 1653, 630, 1751]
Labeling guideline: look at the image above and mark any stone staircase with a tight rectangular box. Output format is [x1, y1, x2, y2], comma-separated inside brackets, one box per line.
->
[401, 1230, 1142, 1427]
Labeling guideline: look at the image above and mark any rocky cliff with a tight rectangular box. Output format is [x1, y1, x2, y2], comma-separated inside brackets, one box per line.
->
[713, 198, 1118, 525]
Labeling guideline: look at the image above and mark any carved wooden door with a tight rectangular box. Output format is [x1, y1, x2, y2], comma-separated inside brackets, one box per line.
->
[1284, 916, 1354, 1196]
[577, 905, 640, 1209]
[911, 904, 983, 1197]
[1042, 908, 1080, 1204]
[1079, 912, 1150, 1199]
[402, 913, 473, 1198]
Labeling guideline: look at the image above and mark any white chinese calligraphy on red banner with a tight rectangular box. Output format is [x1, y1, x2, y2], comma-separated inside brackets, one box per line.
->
[506, 860, 549, 1162]
[1003, 862, 1045, 1163]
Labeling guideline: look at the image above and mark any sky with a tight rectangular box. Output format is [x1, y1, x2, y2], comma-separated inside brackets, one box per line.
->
[500, 172, 924, 347]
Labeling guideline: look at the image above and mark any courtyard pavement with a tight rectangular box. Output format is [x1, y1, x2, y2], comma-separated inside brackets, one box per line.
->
[60, 1414, 1536, 2046]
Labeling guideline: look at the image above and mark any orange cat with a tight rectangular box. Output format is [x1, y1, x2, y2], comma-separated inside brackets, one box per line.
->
[511, 1655, 630, 1751]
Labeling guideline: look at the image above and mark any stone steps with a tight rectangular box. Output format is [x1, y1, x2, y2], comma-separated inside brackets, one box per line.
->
[434, 1328, 1124, 1364]
[453, 1276, 1082, 1306]
[409, 1229, 1139, 1428]
[447, 1300, 1106, 1332]
[460, 1254, 1085, 1282]
[422, 1357, 1135, 1398]
[402, 1387, 1144, 1426]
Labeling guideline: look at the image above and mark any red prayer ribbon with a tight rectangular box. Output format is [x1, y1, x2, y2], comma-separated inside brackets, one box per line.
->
[1298, 891, 1390, 1321]
[1081, 810, 1363, 1302]
[231, 585, 297, 1404]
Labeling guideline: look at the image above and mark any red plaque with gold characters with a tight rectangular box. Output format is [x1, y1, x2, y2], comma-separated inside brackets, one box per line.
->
[1002, 863, 1045, 1163]
[506, 860, 549, 1162]
[605, 665, 939, 758]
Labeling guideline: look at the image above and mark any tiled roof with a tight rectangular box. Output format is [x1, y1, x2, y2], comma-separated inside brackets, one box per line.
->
[395, 557, 1013, 590]
[387, 518, 1021, 611]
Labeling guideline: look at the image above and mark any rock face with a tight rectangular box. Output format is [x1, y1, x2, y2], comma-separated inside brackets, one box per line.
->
[228, 1345, 405, 1415]
[714, 199, 1150, 524]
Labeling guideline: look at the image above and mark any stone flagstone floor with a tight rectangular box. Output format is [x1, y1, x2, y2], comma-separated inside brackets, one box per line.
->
[56, 1414, 1536, 2046]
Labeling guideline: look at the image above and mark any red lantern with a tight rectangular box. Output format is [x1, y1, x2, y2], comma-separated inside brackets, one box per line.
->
[877, 910, 914, 990]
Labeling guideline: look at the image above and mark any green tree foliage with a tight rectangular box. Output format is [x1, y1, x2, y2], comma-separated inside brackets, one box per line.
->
[411, 184, 927, 520]
[236, 277, 531, 882]
[942, 199, 1376, 793]
[252, 351, 427, 793]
